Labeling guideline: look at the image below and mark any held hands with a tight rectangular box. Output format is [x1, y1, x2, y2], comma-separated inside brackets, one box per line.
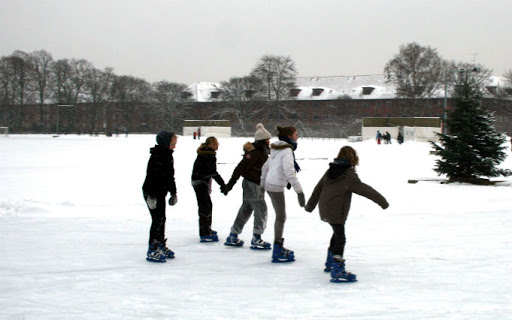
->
[168, 194, 178, 206]
[297, 192, 306, 207]
[220, 184, 229, 196]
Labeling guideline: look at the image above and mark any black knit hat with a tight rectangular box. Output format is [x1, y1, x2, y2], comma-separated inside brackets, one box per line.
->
[156, 131, 175, 149]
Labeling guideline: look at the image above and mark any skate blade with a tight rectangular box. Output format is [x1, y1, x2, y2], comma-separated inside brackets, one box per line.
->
[200, 238, 219, 243]
[146, 257, 166, 263]
[330, 278, 357, 283]
[271, 257, 295, 263]
[250, 245, 272, 250]
[224, 242, 244, 247]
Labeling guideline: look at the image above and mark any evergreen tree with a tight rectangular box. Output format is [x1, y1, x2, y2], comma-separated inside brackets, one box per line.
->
[431, 72, 511, 182]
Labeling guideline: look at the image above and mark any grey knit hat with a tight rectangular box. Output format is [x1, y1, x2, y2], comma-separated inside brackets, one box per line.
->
[254, 123, 271, 141]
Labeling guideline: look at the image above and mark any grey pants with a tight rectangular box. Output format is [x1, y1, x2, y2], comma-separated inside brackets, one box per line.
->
[231, 179, 268, 235]
[267, 191, 286, 243]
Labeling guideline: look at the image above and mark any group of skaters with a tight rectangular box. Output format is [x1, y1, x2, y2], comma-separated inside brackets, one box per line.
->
[142, 124, 389, 282]
[376, 130, 403, 144]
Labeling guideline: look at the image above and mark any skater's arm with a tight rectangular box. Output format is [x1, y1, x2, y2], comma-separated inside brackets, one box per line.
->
[305, 173, 326, 212]
[347, 170, 389, 209]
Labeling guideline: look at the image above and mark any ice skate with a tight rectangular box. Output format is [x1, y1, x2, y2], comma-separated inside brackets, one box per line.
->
[271, 238, 295, 263]
[224, 233, 244, 247]
[200, 230, 219, 242]
[324, 248, 334, 272]
[330, 256, 356, 282]
[250, 234, 271, 250]
[158, 238, 175, 259]
[146, 241, 166, 263]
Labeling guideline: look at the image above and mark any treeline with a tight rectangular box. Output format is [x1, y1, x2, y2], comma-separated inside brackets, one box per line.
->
[0, 50, 189, 133]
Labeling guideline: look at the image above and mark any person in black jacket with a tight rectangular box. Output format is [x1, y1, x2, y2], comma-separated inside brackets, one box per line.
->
[192, 136, 227, 242]
[142, 131, 178, 262]
[223, 123, 272, 249]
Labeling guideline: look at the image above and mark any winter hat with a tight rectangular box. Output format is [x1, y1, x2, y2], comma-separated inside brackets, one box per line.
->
[254, 123, 271, 141]
[156, 130, 175, 149]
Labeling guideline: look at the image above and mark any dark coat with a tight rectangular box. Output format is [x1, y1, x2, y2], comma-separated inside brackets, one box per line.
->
[305, 159, 388, 224]
[142, 146, 177, 197]
[228, 140, 269, 185]
[191, 145, 225, 186]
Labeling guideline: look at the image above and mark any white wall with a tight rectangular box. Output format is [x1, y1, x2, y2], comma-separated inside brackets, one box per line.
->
[362, 126, 440, 142]
[183, 126, 231, 138]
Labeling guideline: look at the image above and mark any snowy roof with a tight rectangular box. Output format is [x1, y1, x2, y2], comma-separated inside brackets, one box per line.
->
[186, 75, 512, 102]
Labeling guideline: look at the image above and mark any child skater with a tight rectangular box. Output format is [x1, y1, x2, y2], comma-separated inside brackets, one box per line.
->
[305, 146, 389, 282]
[191, 136, 228, 242]
[223, 123, 272, 250]
[260, 126, 305, 263]
[142, 131, 178, 262]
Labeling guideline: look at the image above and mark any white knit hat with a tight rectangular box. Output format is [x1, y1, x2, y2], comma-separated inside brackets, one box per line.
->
[254, 123, 271, 141]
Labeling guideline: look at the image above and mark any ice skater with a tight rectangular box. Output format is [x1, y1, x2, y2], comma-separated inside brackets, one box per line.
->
[223, 123, 272, 250]
[260, 126, 305, 263]
[305, 146, 389, 282]
[191, 136, 228, 242]
[142, 131, 178, 262]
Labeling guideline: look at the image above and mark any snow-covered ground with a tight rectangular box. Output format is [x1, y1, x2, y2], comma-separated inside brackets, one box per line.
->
[1, 134, 511, 320]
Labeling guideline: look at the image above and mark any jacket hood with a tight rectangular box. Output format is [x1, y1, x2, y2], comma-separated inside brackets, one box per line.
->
[327, 158, 352, 180]
[197, 144, 216, 156]
[150, 146, 173, 156]
[270, 140, 293, 150]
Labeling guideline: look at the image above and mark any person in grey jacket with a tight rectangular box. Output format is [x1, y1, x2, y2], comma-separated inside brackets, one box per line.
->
[305, 146, 388, 282]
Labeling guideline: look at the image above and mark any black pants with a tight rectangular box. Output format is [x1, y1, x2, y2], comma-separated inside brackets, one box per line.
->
[329, 224, 346, 257]
[193, 183, 213, 236]
[144, 193, 166, 244]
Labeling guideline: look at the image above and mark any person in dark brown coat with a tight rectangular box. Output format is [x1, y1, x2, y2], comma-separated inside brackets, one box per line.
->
[305, 146, 388, 281]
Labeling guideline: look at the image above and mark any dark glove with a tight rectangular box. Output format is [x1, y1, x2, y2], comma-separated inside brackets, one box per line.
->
[297, 192, 305, 207]
[304, 204, 314, 213]
[168, 194, 178, 206]
[225, 179, 236, 193]
[382, 202, 389, 210]
[220, 185, 229, 196]
[286, 182, 291, 190]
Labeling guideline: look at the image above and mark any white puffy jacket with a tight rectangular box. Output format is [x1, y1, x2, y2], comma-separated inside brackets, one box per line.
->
[260, 140, 303, 193]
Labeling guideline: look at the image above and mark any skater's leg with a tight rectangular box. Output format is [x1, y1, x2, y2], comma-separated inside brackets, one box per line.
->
[194, 184, 213, 236]
[267, 191, 286, 242]
[230, 200, 253, 235]
[145, 194, 166, 244]
[329, 224, 346, 257]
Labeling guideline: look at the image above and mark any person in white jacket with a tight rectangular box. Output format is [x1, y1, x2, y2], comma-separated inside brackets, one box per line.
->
[260, 126, 305, 263]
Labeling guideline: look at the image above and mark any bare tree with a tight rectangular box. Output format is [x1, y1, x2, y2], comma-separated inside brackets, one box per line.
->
[504, 69, 512, 98]
[52, 58, 93, 132]
[250, 55, 297, 101]
[151, 81, 188, 132]
[384, 42, 444, 100]
[83, 67, 114, 132]
[29, 50, 54, 131]
[110, 75, 151, 132]
[213, 75, 263, 133]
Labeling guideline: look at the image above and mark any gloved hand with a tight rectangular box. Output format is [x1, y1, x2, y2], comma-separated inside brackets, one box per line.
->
[225, 179, 236, 193]
[304, 204, 314, 213]
[297, 192, 305, 207]
[168, 194, 178, 206]
[220, 185, 229, 196]
[286, 182, 291, 190]
[146, 196, 157, 210]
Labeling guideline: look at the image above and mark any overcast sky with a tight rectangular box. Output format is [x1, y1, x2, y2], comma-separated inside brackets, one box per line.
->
[1, 0, 511, 85]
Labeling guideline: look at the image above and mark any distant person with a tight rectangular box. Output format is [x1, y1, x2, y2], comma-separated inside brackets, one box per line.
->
[397, 132, 404, 144]
[385, 131, 392, 144]
[191, 136, 228, 242]
[223, 123, 272, 250]
[193, 131, 197, 140]
[305, 146, 389, 282]
[142, 131, 178, 262]
[260, 126, 305, 263]
[376, 130, 382, 144]
[197, 127, 201, 139]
